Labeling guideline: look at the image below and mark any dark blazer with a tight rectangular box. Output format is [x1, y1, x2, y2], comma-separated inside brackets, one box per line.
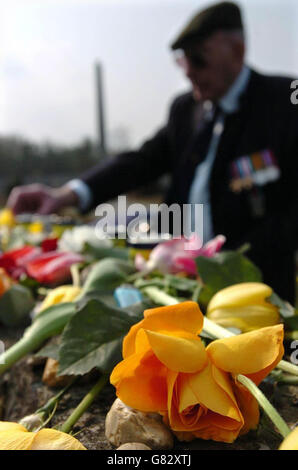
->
[82, 68, 298, 302]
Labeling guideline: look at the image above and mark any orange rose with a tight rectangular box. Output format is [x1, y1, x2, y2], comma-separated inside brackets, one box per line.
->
[110, 301, 284, 443]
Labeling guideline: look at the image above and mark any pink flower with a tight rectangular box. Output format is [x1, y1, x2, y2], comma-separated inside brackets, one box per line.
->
[135, 234, 226, 276]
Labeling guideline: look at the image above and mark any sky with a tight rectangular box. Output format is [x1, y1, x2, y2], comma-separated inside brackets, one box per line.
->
[1, 0, 298, 149]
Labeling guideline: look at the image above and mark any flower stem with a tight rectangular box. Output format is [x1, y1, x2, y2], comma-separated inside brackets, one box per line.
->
[141, 286, 298, 376]
[276, 360, 298, 376]
[274, 373, 298, 385]
[37, 378, 77, 416]
[191, 284, 202, 303]
[0, 336, 38, 375]
[59, 375, 108, 434]
[71, 264, 81, 288]
[142, 286, 178, 306]
[236, 374, 291, 438]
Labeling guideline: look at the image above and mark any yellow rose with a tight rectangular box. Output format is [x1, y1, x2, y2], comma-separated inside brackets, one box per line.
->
[110, 301, 284, 443]
[0, 421, 86, 450]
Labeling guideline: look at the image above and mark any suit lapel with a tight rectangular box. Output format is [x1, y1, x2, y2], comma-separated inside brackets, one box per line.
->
[210, 69, 260, 184]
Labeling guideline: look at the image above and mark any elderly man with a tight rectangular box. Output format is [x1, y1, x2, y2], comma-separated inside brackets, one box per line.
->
[7, 2, 298, 302]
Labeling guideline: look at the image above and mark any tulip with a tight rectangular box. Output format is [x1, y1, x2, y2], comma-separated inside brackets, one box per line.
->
[26, 251, 84, 285]
[41, 237, 58, 252]
[28, 221, 44, 234]
[110, 301, 284, 443]
[0, 421, 86, 450]
[38, 285, 82, 314]
[279, 426, 298, 450]
[206, 282, 280, 333]
[135, 234, 226, 276]
[0, 209, 16, 251]
[0, 209, 16, 228]
[0, 245, 41, 279]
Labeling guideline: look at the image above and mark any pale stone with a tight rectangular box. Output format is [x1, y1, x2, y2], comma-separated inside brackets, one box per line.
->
[105, 398, 174, 449]
[42, 358, 72, 388]
[117, 443, 152, 450]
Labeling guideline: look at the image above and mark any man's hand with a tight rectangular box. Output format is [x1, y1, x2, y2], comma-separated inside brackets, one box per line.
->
[7, 183, 80, 215]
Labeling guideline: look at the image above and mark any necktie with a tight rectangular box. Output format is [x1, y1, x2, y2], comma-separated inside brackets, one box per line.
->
[192, 103, 222, 166]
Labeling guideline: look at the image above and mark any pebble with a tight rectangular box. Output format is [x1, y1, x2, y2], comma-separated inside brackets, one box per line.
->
[105, 398, 174, 450]
[42, 358, 73, 388]
[117, 443, 152, 450]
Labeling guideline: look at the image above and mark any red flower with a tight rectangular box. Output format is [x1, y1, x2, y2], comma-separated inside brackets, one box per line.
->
[0, 246, 41, 279]
[26, 251, 84, 285]
[41, 237, 58, 252]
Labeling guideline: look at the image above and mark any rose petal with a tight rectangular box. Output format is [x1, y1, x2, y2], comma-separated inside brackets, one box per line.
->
[123, 302, 204, 358]
[187, 362, 242, 422]
[206, 324, 284, 376]
[0, 421, 28, 432]
[0, 430, 35, 450]
[233, 383, 260, 434]
[110, 349, 168, 412]
[279, 427, 298, 450]
[30, 429, 86, 450]
[166, 363, 243, 441]
[191, 412, 243, 443]
[145, 329, 207, 373]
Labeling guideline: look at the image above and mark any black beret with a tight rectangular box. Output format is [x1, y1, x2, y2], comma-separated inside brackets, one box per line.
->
[171, 1, 243, 50]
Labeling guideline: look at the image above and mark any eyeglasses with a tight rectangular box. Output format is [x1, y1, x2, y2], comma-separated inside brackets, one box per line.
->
[175, 53, 208, 70]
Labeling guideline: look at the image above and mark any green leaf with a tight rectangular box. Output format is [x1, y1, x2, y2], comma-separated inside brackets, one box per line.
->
[196, 251, 263, 305]
[78, 290, 118, 308]
[4, 226, 32, 251]
[135, 277, 166, 290]
[0, 284, 35, 327]
[135, 275, 199, 295]
[269, 293, 296, 318]
[83, 242, 131, 261]
[79, 258, 135, 298]
[164, 274, 200, 292]
[284, 317, 298, 331]
[26, 302, 77, 345]
[58, 298, 145, 376]
[35, 342, 60, 361]
[0, 302, 77, 375]
[18, 275, 41, 296]
[267, 293, 298, 332]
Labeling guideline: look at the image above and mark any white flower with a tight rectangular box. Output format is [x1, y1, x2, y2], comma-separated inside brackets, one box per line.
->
[58, 226, 112, 253]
